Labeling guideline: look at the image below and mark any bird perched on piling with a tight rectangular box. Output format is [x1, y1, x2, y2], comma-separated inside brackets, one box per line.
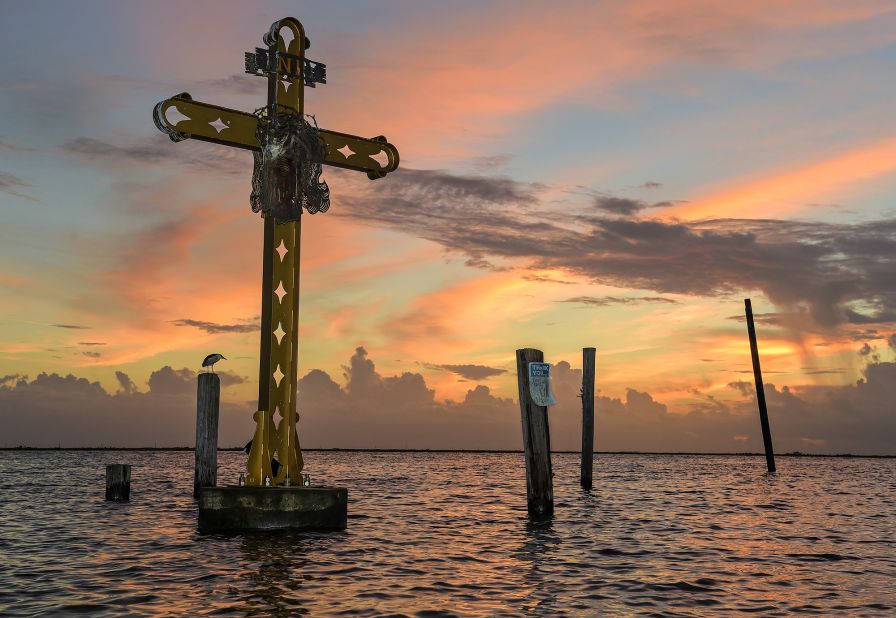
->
[202, 353, 226, 373]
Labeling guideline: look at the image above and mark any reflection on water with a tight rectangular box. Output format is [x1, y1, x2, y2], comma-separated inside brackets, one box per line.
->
[517, 518, 561, 615]
[0, 451, 894, 616]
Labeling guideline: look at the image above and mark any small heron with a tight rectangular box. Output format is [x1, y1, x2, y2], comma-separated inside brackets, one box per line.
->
[202, 353, 226, 373]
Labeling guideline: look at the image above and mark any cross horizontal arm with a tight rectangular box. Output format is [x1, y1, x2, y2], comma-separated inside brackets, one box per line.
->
[153, 93, 399, 179]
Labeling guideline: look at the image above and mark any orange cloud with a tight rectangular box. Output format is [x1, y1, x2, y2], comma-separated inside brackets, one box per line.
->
[377, 270, 540, 392]
[668, 136, 896, 220]
[311, 1, 894, 164]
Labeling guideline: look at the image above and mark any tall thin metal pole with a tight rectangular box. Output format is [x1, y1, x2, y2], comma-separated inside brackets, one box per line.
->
[580, 347, 596, 489]
[744, 298, 776, 473]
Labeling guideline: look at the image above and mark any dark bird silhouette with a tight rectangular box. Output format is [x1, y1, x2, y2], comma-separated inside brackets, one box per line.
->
[202, 353, 226, 373]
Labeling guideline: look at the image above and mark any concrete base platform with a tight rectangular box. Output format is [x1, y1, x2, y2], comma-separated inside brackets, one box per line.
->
[198, 486, 347, 533]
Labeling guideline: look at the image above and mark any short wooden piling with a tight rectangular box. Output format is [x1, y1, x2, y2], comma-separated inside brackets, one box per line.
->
[105, 464, 131, 501]
[516, 348, 553, 517]
[580, 347, 596, 490]
[195, 372, 221, 498]
[744, 299, 776, 473]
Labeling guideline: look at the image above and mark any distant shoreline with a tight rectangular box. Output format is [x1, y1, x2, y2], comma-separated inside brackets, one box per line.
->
[0, 446, 893, 458]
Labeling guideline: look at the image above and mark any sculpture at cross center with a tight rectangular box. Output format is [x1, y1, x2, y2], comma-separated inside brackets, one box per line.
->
[153, 17, 399, 487]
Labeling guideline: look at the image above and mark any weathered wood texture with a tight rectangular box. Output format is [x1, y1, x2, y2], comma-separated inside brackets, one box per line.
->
[745, 299, 776, 473]
[194, 373, 221, 497]
[105, 464, 131, 501]
[516, 348, 553, 517]
[580, 347, 596, 490]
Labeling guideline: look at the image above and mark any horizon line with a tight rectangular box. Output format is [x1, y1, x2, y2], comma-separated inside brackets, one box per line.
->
[0, 446, 893, 458]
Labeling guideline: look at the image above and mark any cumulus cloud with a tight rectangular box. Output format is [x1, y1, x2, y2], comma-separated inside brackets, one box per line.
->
[147, 366, 196, 397]
[298, 350, 895, 454]
[0, 374, 23, 387]
[217, 371, 247, 389]
[2, 350, 893, 454]
[0, 366, 252, 448]
[332, 349, 896, 454]
[339, 169, 896, 328]
[114, 371, 137, 395]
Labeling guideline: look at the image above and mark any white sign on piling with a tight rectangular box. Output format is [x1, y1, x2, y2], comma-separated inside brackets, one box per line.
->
[528, 362, 557, 407]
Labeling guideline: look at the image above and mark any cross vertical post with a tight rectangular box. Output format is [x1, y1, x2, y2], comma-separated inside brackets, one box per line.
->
[251, 17, 308, 487]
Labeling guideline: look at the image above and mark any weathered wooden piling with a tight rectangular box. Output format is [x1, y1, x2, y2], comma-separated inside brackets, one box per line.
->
[194, 372, 221, 497]
[580, 347, 596, 490]
[744, 298, 776, 473]
[105, 464, 131, 501]
[516, 348, 553, 517]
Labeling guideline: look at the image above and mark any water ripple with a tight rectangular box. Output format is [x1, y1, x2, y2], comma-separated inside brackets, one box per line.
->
[0, 451, 894, 616]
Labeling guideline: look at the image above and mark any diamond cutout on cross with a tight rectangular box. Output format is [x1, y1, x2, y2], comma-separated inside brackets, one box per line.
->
[276, 239, 287, 261]
[273, 365, 284, 386]
[337, 145, 354, 158]
[274, 323, 286, 344]
[209, 117, 228, 133]
[274, 282, 287, 302]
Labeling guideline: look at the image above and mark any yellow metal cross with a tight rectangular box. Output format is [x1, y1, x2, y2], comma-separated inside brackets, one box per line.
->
[153, 17, 399, 487]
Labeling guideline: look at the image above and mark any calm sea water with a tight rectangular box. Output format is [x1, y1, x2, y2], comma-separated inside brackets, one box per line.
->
[0, 451, 894, 616]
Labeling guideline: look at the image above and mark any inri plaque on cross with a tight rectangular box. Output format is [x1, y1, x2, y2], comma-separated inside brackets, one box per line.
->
[153, 17, 399, 487]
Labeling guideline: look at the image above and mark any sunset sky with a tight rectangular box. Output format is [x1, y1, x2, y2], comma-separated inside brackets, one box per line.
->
[1, 1, 895, 453]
